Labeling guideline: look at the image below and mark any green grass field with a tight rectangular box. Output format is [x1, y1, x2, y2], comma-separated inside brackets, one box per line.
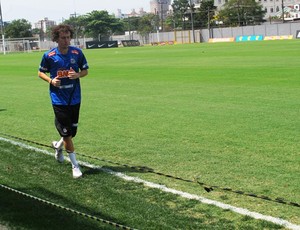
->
[1, 40, 300, 229]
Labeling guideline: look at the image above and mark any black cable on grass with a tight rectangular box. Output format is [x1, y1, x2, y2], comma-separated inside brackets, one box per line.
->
[1, 132, 300, 209]
[0, 184, 138, 230]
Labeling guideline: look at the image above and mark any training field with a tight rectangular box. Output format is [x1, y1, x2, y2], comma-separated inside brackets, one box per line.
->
[1, 40, 300, 229]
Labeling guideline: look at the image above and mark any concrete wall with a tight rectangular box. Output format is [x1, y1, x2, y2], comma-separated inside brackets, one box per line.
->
[36, 21, 300, 50]
[123, 21, 300, 44]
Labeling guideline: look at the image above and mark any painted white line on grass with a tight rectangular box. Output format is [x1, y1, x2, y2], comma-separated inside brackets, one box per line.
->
[1, 137, 300, 230]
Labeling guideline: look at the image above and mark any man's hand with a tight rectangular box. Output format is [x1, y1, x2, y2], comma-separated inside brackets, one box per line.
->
[51, 77, 61, 87]
[68, 67, 79, 79]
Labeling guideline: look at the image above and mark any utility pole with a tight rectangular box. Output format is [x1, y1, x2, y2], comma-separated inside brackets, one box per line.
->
[0, 0, 6, 55]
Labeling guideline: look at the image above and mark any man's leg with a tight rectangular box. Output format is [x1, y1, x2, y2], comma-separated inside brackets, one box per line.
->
[64, 136, 82, 178]
[52, 137, 64, 163]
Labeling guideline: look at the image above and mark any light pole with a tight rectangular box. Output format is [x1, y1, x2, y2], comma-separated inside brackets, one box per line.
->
[70, 12, 79, 45]
[189, 0, 196, 43]
[158, 0, 167, 32]
[0, 0, 6, 55]
[281, 0, 285, 23]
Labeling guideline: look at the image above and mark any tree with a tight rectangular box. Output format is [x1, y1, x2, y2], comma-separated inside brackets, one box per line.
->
[122, 16, 140, 33]
[120, 14, 158, 42]
[163, 14, 176, 31]
[82, 10, 123, 41]
[4, 19, 33, 38]
[137, 14, 158, 40]
[63, 14, 86, 45]
[218, 0, 265, 26]
[31, 28, 40, 36]
[172, 0, 190, 30]
[194, 0, 216, 28]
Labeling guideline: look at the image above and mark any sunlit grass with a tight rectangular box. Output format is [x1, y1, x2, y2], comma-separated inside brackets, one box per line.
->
[1, 40, 300, 228]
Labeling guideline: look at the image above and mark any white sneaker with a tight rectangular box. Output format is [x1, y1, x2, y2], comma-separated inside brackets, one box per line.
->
[72, 166, 82, 179]
[52, 141, 64, 163]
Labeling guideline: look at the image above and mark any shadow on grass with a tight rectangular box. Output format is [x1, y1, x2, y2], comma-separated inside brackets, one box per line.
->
[0, 186, 121, 230]
[83, 165, 154, 176]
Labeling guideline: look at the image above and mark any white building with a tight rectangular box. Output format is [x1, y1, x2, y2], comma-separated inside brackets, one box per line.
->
[116, 8, 147, 18]
[34, 17, 56, 32]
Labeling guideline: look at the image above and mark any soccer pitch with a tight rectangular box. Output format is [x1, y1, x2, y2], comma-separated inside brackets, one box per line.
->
[0, 41, 300, 229]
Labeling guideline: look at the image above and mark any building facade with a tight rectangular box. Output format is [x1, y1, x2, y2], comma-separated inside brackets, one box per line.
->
[150, 0, 172, 19]
[213, 0, 300, 19]
[163, 0, 300, 20]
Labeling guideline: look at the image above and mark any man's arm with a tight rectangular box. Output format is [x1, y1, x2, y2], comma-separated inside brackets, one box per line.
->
[38, 71, 52, 84]
[38, 71, 61, 87]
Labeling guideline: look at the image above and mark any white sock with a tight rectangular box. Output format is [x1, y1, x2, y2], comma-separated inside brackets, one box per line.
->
[55, 137, 64, 148]
[68, 152, 79, 168]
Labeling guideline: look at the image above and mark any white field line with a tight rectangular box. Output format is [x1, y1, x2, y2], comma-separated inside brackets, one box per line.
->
[1, 137, 300, 230]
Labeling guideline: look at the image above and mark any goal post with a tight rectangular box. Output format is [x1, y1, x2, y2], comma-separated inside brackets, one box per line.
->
[0, 37, 41, 54]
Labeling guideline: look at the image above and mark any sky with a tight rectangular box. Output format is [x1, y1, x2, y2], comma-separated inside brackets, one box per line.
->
[1, 0, 151, 25]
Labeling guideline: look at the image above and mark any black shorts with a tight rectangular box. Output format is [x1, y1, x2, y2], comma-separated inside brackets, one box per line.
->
[53, 104, 80, 137]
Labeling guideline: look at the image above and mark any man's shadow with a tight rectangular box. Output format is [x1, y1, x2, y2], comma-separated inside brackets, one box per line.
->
[83, 165, 154, 176]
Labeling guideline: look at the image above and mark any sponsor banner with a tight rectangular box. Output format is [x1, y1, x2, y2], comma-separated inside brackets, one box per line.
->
[235, 35, 263, 42]
[264, 35, 293, 40]
[296, 30, 300, 39]
[151, 41, 175, 46]
[121, 40, 140, 47]
[86, 41, 118, 49]
[208, 37, 235, 43]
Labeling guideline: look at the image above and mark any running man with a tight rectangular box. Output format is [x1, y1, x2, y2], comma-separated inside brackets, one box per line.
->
[38, 24, 89, 178]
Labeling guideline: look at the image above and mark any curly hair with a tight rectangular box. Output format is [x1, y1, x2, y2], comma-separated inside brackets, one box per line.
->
[51, 24, 74, 42]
